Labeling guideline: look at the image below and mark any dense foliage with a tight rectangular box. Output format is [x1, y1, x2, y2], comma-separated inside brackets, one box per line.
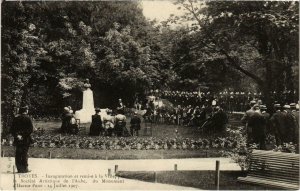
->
[1, 1, 298, 136]
[164, 0, 299, 107]
[1, 1, 174, 135]
[222, 126, 297, 171]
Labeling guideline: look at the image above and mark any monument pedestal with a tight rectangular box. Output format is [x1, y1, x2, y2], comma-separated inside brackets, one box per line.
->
[75, 88, 107, 123]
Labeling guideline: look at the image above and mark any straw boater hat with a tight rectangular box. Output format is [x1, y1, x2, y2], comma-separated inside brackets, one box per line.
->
[274, 104, 281, 108]
[253, 104, 260, 109]
[283, 105, 290, 109]
[64, 107, 70, 113]
[260, 105, 267, 110]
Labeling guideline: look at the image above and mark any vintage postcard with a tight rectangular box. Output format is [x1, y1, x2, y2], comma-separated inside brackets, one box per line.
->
[1, 0, 299, 190]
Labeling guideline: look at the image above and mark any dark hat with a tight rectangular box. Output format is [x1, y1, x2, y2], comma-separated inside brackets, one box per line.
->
[95, 108, 101, 112]
[19, 106, 29, 113]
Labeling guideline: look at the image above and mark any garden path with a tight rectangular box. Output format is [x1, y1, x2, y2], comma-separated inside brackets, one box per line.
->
[0, 157, 240, 190]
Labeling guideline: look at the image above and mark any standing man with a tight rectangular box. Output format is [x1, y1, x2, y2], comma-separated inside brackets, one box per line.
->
[10, 106, 34, 173]
[89, 108, 102, 136]
[114, 109, 127, 136]
[282, 105, 296, 143]
[270, 104, 285, 145]
[290, 103, 299, 153]
[241, 101, 257, 120]
[60, 107, 70, 133]
[241, 101, 257, 133]
[247, 106, 266, 149]
[260, 105, 270, 135]
[130, 112, 141, 136]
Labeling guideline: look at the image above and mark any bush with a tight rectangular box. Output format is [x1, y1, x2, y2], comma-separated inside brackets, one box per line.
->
[222, 126, 298, 171]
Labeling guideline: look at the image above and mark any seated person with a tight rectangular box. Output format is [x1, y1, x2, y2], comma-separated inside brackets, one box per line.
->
[89, 108, 102, 136]
[116, 98, 125, 115]
[203, 106, 228, 134]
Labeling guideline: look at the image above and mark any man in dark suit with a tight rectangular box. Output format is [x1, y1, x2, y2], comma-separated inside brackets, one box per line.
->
[270, 104, 285, 145]
[260, 105, 270, 135]
[241, 101, 257, 124]
[10, 106, 34, 173]
[61, 107, 70, 133]
[130, 112, 141, 136]
[247, 108, 266, 149]
[282, 105, 297, 143]
[89, 108, 102, 136]
[241, 102, 258, 137]
[290, 103, 299, 153]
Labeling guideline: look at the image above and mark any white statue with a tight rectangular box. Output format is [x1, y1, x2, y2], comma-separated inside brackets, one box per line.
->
[75, 79, 107, 123]
[74, 79, 94, 123]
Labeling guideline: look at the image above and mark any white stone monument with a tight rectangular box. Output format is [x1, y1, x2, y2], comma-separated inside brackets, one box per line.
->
[75, 79, 107, 123]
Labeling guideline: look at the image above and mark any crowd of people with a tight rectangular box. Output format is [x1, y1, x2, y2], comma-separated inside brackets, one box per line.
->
[142, 92, 299, 148]
[141, 95, 228, 132]
[9, 96, 300, 174]
[142, 97, 228, 134]
[156, 90, 298, 112]
[242, 101, 299, 149]
[60, 105, 142, 137]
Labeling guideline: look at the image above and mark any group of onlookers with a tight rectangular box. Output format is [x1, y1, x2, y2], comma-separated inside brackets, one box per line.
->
[89, 108, 141, 137]
[157, 90, 298, 112]
[242, 101, 299, 149]
[143, 101, 228, 134]
[60, 106, 142, 137]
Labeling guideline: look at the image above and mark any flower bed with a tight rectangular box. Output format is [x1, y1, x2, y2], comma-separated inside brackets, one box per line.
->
[2, 132, 237, 150]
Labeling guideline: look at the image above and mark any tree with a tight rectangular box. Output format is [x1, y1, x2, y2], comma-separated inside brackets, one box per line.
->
[167, 0, 298, 109]
[1, 1, 178, 137]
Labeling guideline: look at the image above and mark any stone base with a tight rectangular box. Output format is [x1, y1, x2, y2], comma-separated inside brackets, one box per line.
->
[75, 109, 108, 123]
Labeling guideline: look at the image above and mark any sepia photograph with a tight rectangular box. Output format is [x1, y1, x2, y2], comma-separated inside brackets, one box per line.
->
[0, 0, 299, 190]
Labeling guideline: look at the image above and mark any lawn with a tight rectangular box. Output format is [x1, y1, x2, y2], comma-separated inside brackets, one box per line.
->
[33, 119, 206, 139]
[2, 146, 222, 159]
[33, 113, 241, 139]
[2, 114, 242, 160]
[116, 170, 275, 190]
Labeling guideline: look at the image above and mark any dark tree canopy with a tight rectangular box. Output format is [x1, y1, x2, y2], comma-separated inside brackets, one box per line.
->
[1, 1, 298, 136]
[1, 1, 174, 135]
[163, 0, 298, 108]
